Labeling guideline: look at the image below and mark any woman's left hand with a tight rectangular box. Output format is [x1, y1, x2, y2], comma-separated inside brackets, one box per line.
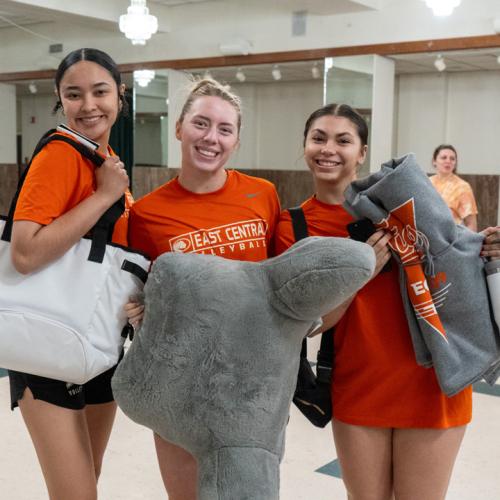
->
[481, 226, 500, 260]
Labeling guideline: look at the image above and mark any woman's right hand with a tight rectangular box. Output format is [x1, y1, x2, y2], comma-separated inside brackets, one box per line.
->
[95, 156, 129, 203]
[366, 230, 392, 278]
[124, 301, 145, 329]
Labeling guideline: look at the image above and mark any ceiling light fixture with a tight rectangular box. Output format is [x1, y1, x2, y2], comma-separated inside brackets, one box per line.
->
[496, 55, 500, 65]
[434, 55, 446, 72]
[271, 65, 282, 81]
[311, 62, 321, 79]
[119, 0, 158, 46]
[28, 82, 38, 94]
[422, 0, 461, 17]
[134, 69, 155, 87]
[235, 68, 246, 82]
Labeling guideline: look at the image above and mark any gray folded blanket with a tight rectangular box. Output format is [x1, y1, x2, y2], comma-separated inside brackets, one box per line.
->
[344, 153, 500, 396]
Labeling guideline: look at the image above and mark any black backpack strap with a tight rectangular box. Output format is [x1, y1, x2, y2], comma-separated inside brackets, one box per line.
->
[1, 129, 58, 242]
[288, 206, 311, 359]
[288, 206, 309, 242]
[316, 329, 334, 384]
[288, 205, 334, 368]
[1, 131, 124, 264]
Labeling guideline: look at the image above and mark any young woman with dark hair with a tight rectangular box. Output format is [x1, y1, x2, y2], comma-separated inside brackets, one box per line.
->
[274, 104, 472, 500]
[8, 48, 131, 500]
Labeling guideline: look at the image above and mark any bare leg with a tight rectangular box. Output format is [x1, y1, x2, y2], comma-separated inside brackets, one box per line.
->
[85, 401, 117, 480]
[332, 419, 394, 500]
[19, 388, 97, 500]
[393, 426, 466, 500]
[154, 433, 198, 500]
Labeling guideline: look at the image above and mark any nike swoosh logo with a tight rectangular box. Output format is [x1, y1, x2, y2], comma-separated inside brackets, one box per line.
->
[245, 192, 260, 198]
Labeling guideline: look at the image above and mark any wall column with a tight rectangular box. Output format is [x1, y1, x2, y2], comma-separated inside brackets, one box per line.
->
[167, 70, 192, 169]
[370, 55, 395, 172]
[0, 83, 18, 214]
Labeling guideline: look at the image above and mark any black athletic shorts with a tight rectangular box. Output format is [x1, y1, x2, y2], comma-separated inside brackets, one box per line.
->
[8, 351, 124, 411]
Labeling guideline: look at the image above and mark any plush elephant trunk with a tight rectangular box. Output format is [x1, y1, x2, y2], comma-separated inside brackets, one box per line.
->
[266, 236, 376, 321]
[198, 447, 280, 500]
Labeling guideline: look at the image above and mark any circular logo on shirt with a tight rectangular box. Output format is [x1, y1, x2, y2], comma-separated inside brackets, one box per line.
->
[172, 238, 191, 253]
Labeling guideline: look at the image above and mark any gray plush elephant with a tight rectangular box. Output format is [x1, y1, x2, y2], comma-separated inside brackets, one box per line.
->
[112, 236, 375, 499]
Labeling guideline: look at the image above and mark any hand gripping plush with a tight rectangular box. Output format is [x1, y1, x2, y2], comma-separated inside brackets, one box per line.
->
[112, 236, 375, 500]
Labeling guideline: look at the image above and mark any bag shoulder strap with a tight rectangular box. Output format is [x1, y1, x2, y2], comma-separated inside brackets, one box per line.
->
[287, 206, 334, 363]
[288, 206, 309, 241]
[2, 131, 125, 264]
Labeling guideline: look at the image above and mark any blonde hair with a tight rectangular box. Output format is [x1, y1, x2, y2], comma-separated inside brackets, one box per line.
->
[178, 78, 242, 133]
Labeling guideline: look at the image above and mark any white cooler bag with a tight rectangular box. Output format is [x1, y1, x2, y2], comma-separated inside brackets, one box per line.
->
[0, 130, 150, 384]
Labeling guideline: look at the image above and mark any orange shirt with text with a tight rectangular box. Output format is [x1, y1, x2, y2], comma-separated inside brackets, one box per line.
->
[128, 170, 280, 262]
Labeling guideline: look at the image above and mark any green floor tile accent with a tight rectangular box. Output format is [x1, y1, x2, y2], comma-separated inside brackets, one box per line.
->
[473, 381, 500, 397]
[316, 459, 342, 478]
[0, 369, 7, 378]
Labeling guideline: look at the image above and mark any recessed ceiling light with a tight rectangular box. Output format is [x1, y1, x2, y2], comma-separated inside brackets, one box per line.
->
[235, 68, 246, 82]
[311, 63, 321, 79]
[271, 65, 282, 81]
[434, 55, 446, 72]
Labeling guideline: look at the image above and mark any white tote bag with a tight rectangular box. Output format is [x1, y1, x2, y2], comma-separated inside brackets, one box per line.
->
[0, 131, 150, 384]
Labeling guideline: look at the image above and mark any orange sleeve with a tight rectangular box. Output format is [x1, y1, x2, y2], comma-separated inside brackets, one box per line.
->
[128, 195, 162, 259]
[14, 141, 94, 226]
[273, 210, 295, 256]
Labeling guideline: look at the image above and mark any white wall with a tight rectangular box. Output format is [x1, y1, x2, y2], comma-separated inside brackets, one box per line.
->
[229, 80, 323, 170]
[0, 84, 16, 163]
[396, 71, 500, 175]
[135, 118, 163, 166]
[163, 77, 322, 171]
[19, 94, 59, 162]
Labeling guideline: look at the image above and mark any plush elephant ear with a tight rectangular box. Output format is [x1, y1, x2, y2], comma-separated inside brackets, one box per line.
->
[265, 237, 375, 321]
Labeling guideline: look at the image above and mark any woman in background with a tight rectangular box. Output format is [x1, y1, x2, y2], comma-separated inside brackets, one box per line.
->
[430, 144, 478, 231]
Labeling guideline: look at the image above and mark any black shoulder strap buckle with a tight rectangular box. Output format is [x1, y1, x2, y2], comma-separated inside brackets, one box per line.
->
[1, 130, 124, 265]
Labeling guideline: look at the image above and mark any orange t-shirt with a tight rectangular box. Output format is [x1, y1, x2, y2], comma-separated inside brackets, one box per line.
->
[430, 173, 478, 225]
[274, 196, 472, 429]
[14, 133, 132, 246]
[129, 170, 280, 262]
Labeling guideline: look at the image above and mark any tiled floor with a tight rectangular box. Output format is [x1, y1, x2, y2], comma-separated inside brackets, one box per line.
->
[1, 371, 500, 499]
